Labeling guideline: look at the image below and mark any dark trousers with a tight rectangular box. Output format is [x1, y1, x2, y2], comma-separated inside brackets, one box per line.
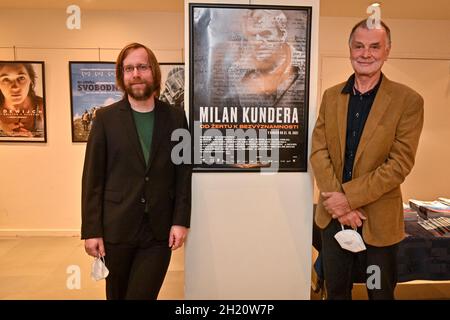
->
[321, 219, 398, 300]
[103, 216, 171, 300]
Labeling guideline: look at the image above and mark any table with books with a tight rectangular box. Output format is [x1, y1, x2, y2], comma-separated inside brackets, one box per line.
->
[398, 198, 450, 281]
[312, 198, 450, 285]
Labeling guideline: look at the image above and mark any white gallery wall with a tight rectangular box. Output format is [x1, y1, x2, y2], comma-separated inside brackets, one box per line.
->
[2, 9, 448, 234]
[0, 9, 184, 235]
[0, 3, 449, 300]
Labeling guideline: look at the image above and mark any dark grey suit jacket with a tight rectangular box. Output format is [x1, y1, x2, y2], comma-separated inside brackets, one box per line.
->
[81, 97, 191, 243]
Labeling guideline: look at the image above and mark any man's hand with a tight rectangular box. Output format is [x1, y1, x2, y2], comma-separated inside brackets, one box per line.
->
[84, 237, 105, 257]
[337, 210, 367, 229]
[322, 192, 352, 218]
[169, 225, 188, 251]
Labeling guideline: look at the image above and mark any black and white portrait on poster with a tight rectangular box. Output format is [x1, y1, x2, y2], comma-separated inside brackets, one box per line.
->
[190, 4, 311, 172]
[0, 61, 46, 142]
[159, 63, 185, 109]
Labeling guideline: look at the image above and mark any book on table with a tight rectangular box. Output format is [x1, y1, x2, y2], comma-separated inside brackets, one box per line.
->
[409, 199, 450, 219]
[438, 197, 450, 206]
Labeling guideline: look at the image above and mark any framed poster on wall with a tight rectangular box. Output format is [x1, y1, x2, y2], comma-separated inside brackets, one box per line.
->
[0, 61, 47, 142]
[189, 4, 311, 172]
[69, 62, 185, 142]
[159, 63, 185, 109]
[69, 62, 122, 142]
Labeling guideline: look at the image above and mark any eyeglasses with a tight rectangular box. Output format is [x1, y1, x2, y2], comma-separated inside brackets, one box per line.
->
[123, 64, 151, 74]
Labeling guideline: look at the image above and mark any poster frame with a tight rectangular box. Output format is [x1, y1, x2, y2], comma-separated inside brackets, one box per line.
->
[189, 3, 312, 172]
[0, 60, 47, 143]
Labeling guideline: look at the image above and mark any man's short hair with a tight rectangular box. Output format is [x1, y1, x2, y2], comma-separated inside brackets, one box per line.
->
[349, 19, 391, 47]
[115, 42, 162, 97]
[243, 9, 287, 39]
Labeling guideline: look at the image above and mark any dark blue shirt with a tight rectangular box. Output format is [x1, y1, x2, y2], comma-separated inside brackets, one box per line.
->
[342, 74, 383, 183]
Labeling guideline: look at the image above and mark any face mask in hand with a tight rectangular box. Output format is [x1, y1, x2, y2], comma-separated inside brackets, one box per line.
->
[334, 224, 367, 253]
[91, 256, 109, 281]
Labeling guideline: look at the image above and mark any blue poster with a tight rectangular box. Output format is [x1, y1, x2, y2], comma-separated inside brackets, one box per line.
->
[69, 62, 122, 142]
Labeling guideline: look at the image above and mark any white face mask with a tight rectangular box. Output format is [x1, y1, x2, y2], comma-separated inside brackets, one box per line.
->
[91, 256, 109, 281]
[334, 224, 367, 253]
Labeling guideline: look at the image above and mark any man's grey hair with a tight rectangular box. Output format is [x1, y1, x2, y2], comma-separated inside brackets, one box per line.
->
[348, 19, 391, 48]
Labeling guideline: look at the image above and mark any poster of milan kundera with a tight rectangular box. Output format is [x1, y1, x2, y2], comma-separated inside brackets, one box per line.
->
[189, 3, 311, 172]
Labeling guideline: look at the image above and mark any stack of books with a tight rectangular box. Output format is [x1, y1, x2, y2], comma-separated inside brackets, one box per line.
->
[409, 198, 450, 220]
[438, 197, 450, 206]
[417, 217, 450, 237]
[403, 202, 418, 221]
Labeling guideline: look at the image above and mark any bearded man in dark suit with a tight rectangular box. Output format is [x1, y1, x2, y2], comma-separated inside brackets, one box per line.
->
[81, 42, 191, 300]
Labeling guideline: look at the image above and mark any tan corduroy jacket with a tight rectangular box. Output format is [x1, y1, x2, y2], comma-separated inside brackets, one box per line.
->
[310, 75, 424, 246]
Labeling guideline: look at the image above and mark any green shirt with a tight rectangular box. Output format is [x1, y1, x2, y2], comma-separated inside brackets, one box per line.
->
[132, 110, 155, 165]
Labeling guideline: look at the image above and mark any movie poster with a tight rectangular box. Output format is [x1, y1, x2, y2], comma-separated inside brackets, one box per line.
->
[0, 61, 46, 142]
[159, 63, 185, 109]
[70, 62, 185, 142]
[69, 62, 122, 142]
[190, 4, 311, 172]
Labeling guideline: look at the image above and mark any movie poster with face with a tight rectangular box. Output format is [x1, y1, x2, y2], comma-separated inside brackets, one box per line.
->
[0, 61, 46, 142]
[190, 4, 311, 172]
[69, 62, 122, 142]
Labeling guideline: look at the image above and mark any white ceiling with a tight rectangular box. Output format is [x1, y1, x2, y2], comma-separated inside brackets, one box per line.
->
[0, 0, 449, 20]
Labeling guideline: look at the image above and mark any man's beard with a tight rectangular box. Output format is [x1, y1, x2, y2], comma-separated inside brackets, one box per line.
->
[125, 79, 157, 101]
